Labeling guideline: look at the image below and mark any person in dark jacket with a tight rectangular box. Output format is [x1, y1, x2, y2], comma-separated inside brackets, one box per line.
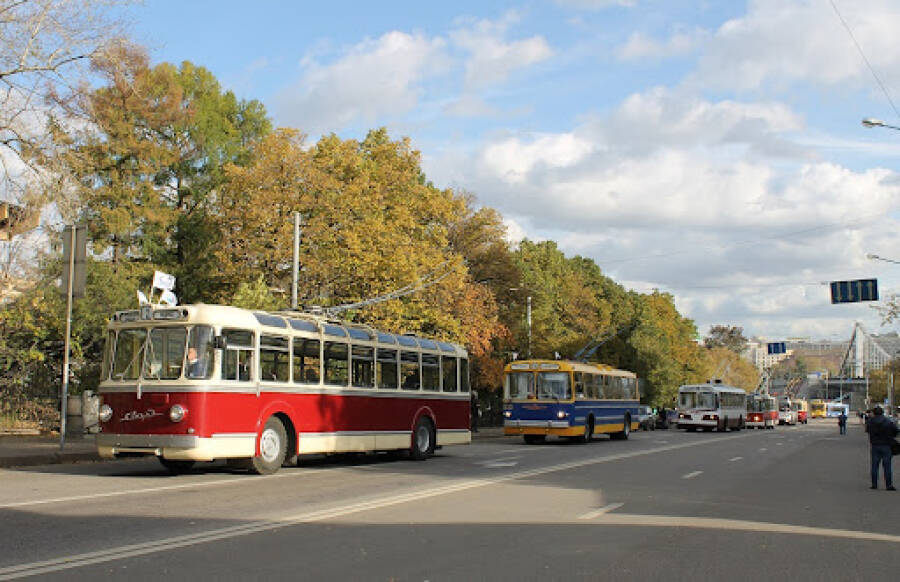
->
[838, 410, 847, 435]
[866, 406, 899, 490]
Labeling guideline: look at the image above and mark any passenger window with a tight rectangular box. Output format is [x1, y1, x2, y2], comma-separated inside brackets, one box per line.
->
[377, 349, 398, 389]
[293, 338, 321, 384]
[324, 342, 349, 386]
[222, 328, 255, 382]
[400, 351, 420, 390]
[422, 354, 440, 391]
[260, 335, 289, 382]
[441, 356, 457, 392]
[352, 345, 374, 388]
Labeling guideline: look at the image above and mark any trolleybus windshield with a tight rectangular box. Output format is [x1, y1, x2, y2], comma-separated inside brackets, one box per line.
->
[506, 372, 535, 399]
[537, 372, 570, 400]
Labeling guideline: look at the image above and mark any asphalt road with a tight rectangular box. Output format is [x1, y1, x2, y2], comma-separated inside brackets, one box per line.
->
[0, 419, 897, 581]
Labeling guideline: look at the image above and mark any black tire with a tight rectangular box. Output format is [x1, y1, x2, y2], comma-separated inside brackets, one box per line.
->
[410, 417, 435, 460]
[581, 417, 594, 443]
[248, 416, 288, 475]
[611, 415, 631, 440]
[158, 458, 195, 474]
[523, 434, 546, 444]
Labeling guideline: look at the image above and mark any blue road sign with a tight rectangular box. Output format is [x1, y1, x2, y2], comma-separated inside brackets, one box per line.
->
[767, 342, 786, 355]
[829, 279, 878, 304]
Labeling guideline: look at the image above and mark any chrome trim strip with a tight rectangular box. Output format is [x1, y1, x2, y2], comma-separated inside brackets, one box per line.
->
[504, 420, 569, 429]
[95, 433, 199, 448]
[99, 384, 471, 400]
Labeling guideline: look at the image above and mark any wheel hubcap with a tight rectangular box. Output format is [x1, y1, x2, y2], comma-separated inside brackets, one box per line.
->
[260, 428, 280, 463]
[416, 425, 430, 452]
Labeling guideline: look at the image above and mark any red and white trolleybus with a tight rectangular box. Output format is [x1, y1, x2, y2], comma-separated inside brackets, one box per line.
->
[95, 304, 471, 474]
[745, 392, 777, 429]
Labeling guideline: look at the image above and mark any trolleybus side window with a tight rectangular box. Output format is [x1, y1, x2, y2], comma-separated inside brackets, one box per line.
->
[102, 331, 114, 380]
[324, 341, 349, 386]
[574, 372, 585, 399]
[422, 353, 440, 391]
[260, 335, 290, 382]
[113, 328, 146, 380]
[222, 329, 254, 382]
[400, 351, 420, 390]
[587, 374, 600, 399]
[186, 326, 214, 379]
[351, 345, 374, 388]
[441, 356, 458, 392]
[377, 348, 398, 389]
[293, 338, 321, 384]
[460, 358, 470, 392]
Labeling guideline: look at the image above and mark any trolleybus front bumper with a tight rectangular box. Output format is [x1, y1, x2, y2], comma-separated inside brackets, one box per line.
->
[96, 432, 256, 461]
[503, 420, 582, 437]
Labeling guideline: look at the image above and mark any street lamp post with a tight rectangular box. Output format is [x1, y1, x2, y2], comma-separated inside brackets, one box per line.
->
[509, 288, 532, 359]
[862, 117, 900, 131]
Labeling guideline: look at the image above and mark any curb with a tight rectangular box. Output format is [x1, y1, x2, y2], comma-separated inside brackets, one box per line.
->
[0, 451, 101, 469]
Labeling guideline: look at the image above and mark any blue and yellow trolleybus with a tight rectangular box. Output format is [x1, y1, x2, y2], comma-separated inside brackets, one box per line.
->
[502, 359, 640, 444]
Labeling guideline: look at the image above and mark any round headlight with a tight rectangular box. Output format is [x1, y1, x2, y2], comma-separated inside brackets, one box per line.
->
[503, 410, 512, 418]
[556, 410, 568, 419]
[99, 404, 113, 423]
[169, 404, 187, 423]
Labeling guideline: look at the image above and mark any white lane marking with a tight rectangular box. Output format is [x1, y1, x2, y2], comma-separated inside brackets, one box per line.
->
[578, 502, 624, 520]
[0, 473, 295, 510]
[0, 433, 756, 580]
[591, 513, 900, 544]
[777, 443, 783, 446]
[475, 456, 521, 466]
[682, 471, 703, 479]
[759, 448, 767, 452]
[729, 457, 743, 462]
[482, 461, 519, 468]
[653, 440, 669, 444]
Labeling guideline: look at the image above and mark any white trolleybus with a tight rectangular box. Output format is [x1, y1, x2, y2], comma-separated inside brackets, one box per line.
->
[95, 303, 471, 474]
[676, 381, 747, 432]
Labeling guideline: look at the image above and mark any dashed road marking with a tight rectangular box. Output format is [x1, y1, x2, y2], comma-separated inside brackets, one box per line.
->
[729, 456, 743, 462]
[682, 471, 703, 479]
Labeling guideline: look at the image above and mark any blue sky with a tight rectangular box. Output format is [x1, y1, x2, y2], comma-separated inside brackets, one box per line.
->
[124, 0, 900, 342]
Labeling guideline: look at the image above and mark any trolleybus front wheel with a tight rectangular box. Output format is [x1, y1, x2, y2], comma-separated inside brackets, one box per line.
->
[410, 417, 435, 460]
[247, 416, 288, 475]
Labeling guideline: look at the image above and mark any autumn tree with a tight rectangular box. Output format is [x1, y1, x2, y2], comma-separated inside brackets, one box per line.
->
[704, 325, 748, 353]
[700, 347, 760, 392]
[215, 128, 507, 365]
[45, 45, 270, 299]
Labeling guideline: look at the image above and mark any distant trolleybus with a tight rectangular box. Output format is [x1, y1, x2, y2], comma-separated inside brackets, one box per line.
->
[502, 360, 639, 443]
[677, 382, 747, 432]
[809, 398, 826, 419]
[746, 392, 776, 429]
[95, 304, 471, 474]
[792, 399, 808, 424]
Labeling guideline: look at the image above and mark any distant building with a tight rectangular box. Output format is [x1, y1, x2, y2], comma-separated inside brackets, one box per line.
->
[743, 338, 794, 370]
[840, 323, 900, 378]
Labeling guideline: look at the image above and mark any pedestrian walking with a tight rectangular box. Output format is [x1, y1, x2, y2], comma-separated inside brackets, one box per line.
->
[838, 410, 847, 435]
[866, 406, 898, 491]
[470, 390, 480, 433]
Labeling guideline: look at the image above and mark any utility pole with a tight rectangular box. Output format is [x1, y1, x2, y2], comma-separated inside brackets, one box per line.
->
[291, 212, 301, 310]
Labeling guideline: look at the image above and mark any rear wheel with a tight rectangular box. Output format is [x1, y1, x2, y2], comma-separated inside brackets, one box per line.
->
[247, 416, 288, 475]
[523, 434, 546, 444]
[410, 417, 435, 460]
[158, 458, 195, 474]
[611, 415, 631, 440]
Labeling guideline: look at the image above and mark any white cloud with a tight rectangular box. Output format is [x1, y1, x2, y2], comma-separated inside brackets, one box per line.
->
[272, 31, 448, 137]
[617, 28, 707, 61]
[692, 0, 900, 90]
[481, 133, 594, 184]
[554, 0, 637, 8]
[450, 12, 553, 91]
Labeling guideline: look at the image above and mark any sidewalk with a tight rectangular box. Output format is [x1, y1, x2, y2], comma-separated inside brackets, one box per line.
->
[0, 427, 510, 469]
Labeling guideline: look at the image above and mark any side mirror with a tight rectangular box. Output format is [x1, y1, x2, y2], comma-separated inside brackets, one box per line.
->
[213, 336, 228, 350]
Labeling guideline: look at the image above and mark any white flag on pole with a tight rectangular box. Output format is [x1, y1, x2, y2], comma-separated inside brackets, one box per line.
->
[159, 290, 178, 306]
[152, 270, 176, 291]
